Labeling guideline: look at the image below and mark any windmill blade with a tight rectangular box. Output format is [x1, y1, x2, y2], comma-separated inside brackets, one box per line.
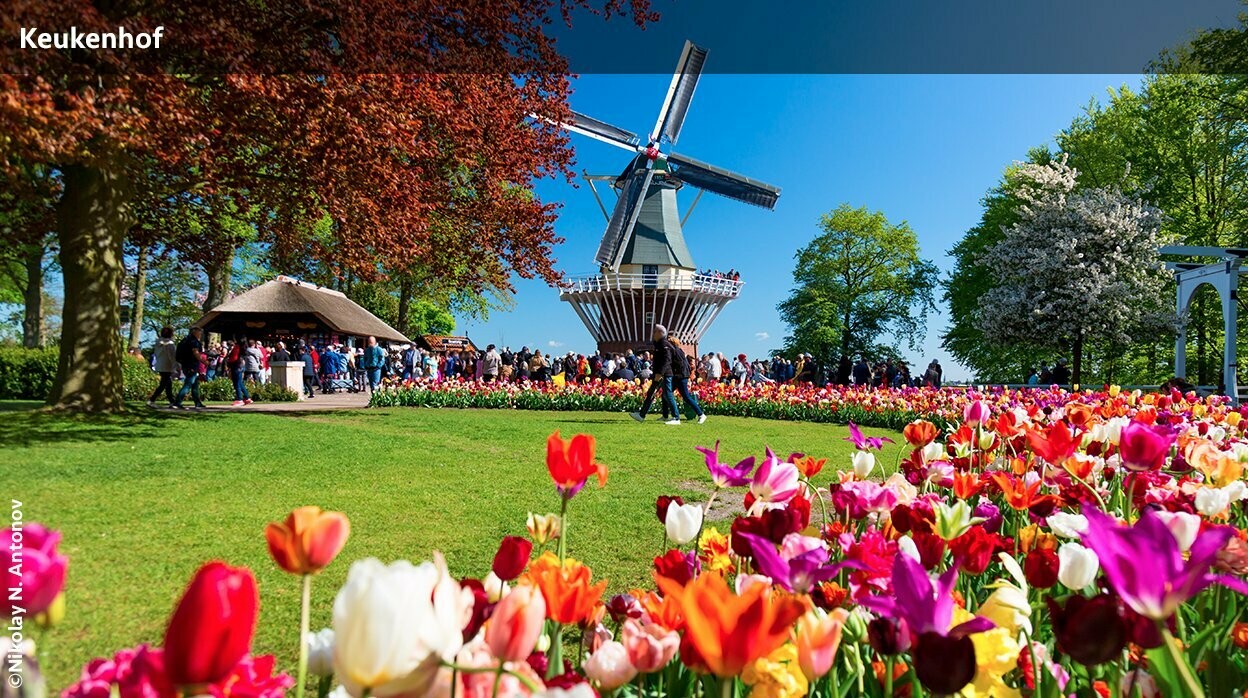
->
[666, 152, 781, 209]
[651, 41, 708, 146]
[595, 166, 655, 271]
[539, 110, 639, 152]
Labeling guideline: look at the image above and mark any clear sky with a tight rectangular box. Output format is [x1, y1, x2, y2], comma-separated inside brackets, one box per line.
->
[456, 74, 1142, 380]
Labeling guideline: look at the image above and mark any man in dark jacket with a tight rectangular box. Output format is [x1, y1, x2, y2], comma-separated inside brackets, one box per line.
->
[171, 326, 206, 409]
[668, 336, 706, 424]
[629, 324, 682, 424]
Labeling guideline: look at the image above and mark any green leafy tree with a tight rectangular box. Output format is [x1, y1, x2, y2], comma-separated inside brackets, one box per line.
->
[779, 204, 938, 362]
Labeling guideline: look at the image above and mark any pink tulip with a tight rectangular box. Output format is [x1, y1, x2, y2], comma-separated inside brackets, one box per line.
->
[749, 449, 802, 509]
[963, 400, 989, 427]
[795, 608, 849, 680]
[1, 523, 68, 616]
[485, 584, 546, 662]
[1117, 420, 1175, 472]
[621, 619, 680, 673]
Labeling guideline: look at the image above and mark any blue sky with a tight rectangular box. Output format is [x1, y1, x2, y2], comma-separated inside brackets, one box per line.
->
[457, 74, 1143, 380]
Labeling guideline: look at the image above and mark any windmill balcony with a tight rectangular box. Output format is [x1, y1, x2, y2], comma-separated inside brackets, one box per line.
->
[557, 272, 744, 299]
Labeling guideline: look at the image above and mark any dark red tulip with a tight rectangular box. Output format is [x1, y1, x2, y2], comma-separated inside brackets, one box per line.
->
[788, 493, 812, 530]
[460, 578, 494, 642]
[913, 632, 977, 694]
[163, 561, 258, 687]
[867, 617, 911, 656]
[1023, 548, 1059, 589]
[491, 536, 533, 581]
[605, 593, 644, 624]
[653, 549, 695, 586]
[656, 496, 684, 524]
[1045, 594, 1128, 666]
[910, 531, 947, 570]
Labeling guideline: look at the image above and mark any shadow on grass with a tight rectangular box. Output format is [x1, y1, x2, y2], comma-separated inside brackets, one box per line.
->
[0, 402, 229, 447]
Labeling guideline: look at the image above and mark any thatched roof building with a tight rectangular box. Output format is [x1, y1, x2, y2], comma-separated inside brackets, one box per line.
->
[197, 276, 411, 344]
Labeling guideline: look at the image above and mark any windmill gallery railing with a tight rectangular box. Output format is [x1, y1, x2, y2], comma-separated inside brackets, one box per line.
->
[557, 272, 744, 298]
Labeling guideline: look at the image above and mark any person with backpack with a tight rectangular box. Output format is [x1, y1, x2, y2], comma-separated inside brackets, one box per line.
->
[172, 326, 207, 409]
[226, 336, 252, 406]
[630, 324, 685, 425]
[668, 337, 706, 424]
[147, 326, 178, 408]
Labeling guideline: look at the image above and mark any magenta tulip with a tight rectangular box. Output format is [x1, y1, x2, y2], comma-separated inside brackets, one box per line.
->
[1, 522, 67, 616]
[1117, 420, 1175, 472]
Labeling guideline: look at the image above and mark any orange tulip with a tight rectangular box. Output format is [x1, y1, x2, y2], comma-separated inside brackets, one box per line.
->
[546, 431, 608, 493]
[903, 420, 938, 447]
[264, 506, 350, 575]
[656, 572, 806, 678]
[635, 589, 684, 632]
[795, 608, 848, 680]
[952, 472, 982, 500]
[794, 455, 827, 478]
[524, 551, 607, 625]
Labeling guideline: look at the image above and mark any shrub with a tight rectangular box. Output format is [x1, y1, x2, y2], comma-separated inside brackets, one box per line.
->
[0, 346, 58, 400]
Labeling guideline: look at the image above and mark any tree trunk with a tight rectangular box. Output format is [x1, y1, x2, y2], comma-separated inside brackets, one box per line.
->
[21, 243, 43, 348]
[48, 162, 132, 413]
[1072, 331, 1084, 387]
[127, 244, 147, 352]
[397, 277, 412, 335]
[202, 246, 233, 311]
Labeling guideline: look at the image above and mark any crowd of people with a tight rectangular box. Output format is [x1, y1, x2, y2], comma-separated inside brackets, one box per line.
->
[697, 268, 740, 280]
[145, 322, 949, 410]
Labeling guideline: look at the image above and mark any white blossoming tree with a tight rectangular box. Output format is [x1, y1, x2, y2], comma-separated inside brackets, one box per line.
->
[975, 157, 1172, 384]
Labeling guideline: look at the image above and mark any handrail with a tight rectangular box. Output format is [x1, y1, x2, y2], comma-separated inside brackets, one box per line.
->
[557, 272, 744, 296]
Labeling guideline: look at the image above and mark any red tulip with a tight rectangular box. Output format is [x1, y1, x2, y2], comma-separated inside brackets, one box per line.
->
[546, 431, 608, 495]
[1023, 548, 1059, 589]
[1118, 420, 1176, 472]
[163, 561, 258, 687]
[264, 506, 350, 575]
[492, 536, 534, 581]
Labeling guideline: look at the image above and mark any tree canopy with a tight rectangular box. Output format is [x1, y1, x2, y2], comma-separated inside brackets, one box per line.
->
[779, 204, 937, 361]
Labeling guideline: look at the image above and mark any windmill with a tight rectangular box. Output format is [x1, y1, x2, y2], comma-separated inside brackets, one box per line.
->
[547, 40, 781, 357]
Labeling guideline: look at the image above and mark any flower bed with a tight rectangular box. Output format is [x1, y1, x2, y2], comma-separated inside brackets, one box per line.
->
[369, 378, 1245, 433]
[9, 391, 1248, 698]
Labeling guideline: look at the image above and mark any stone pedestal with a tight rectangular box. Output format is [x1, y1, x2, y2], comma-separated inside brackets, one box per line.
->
[270, 361, 305, 399]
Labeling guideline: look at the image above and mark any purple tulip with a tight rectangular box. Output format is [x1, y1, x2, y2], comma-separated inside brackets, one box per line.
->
[1117, 421, 1175, 472]
[736, 532, 858, 594]
[1080, 505, 1248, 620]
[844, 421, 895, 451]
[695, 441, 755, 488]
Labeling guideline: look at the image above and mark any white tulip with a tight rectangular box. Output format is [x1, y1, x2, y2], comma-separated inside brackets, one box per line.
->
[483, 571, 510, 603]
[664, 503, 704, 546]
[920, 442, 944, 464]
[1057, 543, 1099, 590]
[333, 555, 474, 698]
[1195, 486, 1236, 518]
[1153, 511, 1201, 552]
[897, 535, 920, 563]
[1045, 512, 1088, 539]
[735, 574, 772, 595]
[852, 451, 876, 479]
[305, 627, 336, 677]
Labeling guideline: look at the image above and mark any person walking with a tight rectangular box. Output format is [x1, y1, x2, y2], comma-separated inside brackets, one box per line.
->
[244, 339, 264, 385]
[669, 337, 707, 424]
[629, 324, 683, 424]
[363, 336, 385, 390]
[147, 326, 178, 407]
[226, 336, 252, 406]
[172, 326, 207, 409]
[299, 342, 317, 398]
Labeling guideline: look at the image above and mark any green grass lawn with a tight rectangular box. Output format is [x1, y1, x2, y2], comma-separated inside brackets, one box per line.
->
[3, 402, 904, 689]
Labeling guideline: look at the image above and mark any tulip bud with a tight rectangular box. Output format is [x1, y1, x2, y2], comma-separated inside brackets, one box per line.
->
[485, 584, 546, 662]
[795, 608, 848, 680]
[655, 495, 685, 524]
[606, 593, 644, 624]
[664, 503, 704, 546]
[491, 536, 533, 581]
[306, 628, 336, 677]
[1046, 594, 1127, 666]
[867, 616, 910, 656]
[963, 400, 989, 427]
[920, 441, 945, 464]
[583, 640, 638, 690]
[265, 506, 351, 575]
[851, 451, 875, 479]
[526, 512, 561, 544]
[1057, 542, 1099, 590]
[1023, 548, 1059, 589]
[164, 561, 259, 686]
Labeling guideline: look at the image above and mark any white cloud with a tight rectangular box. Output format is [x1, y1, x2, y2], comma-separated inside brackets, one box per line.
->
[754, 332, 770, 341]
[548, 340, 564, 347]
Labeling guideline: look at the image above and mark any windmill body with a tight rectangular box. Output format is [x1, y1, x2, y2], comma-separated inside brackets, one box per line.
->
[547, 41, 780, 357]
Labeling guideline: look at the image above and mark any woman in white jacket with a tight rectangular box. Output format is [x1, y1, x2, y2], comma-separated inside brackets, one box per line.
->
[148, 326, 179, 407]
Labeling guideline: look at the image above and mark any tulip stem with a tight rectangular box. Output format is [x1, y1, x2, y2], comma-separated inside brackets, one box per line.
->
[883, 656, 892, 697]
[296, 574, 312, 698]
[1160, 625, 1204, 698]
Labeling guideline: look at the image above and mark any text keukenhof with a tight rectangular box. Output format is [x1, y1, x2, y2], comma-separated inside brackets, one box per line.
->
[20, 26, 166, 50]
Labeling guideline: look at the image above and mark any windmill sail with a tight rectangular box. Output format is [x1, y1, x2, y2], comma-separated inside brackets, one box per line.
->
[666, 152, 781, 209]
[540, 110, 639, 151]
[594, 166, 655, 270]
[653, 41, 708, 145]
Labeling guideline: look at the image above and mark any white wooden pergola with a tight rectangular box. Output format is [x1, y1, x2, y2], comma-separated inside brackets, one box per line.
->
[1164, 245, 1248, 402]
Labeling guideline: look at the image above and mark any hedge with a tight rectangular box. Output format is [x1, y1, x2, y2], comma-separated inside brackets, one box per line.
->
[0, 347, 297, 403]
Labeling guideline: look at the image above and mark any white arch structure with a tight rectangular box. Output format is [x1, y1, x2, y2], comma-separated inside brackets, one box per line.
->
[1165, 245, 1248, 402]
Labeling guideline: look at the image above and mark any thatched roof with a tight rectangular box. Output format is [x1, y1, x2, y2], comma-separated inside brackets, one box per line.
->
[197, 276, 411, 343]
[417, 335, 478, 353]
